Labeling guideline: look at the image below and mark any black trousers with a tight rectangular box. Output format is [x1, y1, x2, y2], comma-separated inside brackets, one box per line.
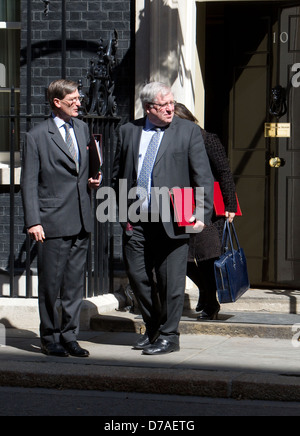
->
[123, 223, 189, 344]
[186, 258, 219, 310]
[37, 230, 89, 345]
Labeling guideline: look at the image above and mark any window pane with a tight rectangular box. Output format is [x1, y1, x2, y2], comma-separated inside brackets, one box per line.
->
[0, 26, 20, 151]
[0, 0, 21, 22]
[0, 29, 20, 88]
[0, 91, 20, 152]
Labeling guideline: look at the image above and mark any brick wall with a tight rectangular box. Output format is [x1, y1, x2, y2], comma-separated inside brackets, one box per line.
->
[0, 0, 134, 281]
[20, 0, 135, 120]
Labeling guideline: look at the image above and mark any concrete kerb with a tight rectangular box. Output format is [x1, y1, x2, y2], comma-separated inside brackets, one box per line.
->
[1, 360, 300, 402]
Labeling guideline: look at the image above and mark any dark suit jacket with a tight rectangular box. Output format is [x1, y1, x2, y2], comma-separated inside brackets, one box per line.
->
[112, 116, 214, 239]
[21, 117, 93, 238]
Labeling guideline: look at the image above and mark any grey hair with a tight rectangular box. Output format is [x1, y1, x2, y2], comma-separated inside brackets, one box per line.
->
[140, 82, 172, 110]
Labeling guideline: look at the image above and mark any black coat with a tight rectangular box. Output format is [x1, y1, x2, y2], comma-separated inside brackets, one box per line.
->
[188, 130, 237, 263]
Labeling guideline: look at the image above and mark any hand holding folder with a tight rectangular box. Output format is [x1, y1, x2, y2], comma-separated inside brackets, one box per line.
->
[169, 188, 195, 227]
[213, 182, 242, 217]
[169, 188, 205, 232]
[170, 183, 242, 230]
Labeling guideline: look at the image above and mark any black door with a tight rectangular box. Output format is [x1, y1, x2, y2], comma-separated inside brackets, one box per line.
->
[204, 1, 300, 288]
[275, 5, 300, 285]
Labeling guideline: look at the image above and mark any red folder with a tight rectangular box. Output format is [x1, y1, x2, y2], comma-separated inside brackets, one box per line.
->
[214, 182, 242, 216]
[170, 188, 195, 227]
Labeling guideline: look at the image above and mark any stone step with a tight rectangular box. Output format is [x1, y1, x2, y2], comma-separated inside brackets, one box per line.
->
[0, 286, 299, 332]
[184, 281, 300, 314]
[90, 310, 300, 340]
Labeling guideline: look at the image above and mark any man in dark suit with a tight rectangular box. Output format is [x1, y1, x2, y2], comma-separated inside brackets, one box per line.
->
[112, 82, 214, 355]
[21, 79, 101, 357]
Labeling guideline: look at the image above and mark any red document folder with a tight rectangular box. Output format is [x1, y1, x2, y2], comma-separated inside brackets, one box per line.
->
[170, 188, 195, 227]
[214, 182, 242, 216]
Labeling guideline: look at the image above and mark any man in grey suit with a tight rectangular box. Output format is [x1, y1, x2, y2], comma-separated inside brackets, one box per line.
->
[112, 82, 214, 355]
[21, 79, 101, 357]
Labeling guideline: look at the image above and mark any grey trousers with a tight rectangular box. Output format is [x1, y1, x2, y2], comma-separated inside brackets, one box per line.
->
[37, 230, 89, 345]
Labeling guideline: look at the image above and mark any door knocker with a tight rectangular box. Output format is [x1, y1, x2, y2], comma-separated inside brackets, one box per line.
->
[269, 85, 287, 118]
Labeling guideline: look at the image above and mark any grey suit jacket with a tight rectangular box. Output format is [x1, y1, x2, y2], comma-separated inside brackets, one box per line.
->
[21, 117, 93, 238]
[112, 116, 214, 239]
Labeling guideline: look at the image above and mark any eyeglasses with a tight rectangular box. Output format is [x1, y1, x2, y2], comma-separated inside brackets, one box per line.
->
[150, 101, 177, 111]
[59, 96, 83, 106]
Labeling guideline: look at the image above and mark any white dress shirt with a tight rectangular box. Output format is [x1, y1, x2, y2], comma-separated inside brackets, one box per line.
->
[52, 114, 80, 164]
[138, 118, 164, 191]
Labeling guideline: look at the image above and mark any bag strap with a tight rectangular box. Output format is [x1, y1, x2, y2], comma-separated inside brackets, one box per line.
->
[222, 219, 242, 253]
[229, 221, 241, 251]
[221, 220, 231, 251]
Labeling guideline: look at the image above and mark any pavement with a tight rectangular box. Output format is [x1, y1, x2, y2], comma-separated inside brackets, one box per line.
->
[1, 304, 300, 403]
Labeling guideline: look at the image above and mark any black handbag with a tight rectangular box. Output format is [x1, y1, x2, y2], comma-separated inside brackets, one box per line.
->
[214, 220, 250, 304]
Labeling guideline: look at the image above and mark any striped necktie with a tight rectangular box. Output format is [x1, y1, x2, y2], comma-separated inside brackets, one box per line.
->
[137, 128, 161, 202]
[64, 123, 79, 173]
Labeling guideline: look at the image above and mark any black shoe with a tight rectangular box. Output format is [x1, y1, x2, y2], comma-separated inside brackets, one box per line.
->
[142, 338, 180, 356]
[197, 306, 220, 321]
[63, 341, 90, 358]
[133, 334, 151, 350]
[195, 303, 205, 313]
[41, 343, 69, 357]
[195, 297, 205, 313]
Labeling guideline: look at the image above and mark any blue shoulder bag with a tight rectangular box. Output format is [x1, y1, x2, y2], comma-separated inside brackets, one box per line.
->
[214, 220, 250, 304]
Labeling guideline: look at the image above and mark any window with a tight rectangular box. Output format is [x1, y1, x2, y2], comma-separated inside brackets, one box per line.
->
[0, 0, 21, 154]
[0, 0, 20, 21]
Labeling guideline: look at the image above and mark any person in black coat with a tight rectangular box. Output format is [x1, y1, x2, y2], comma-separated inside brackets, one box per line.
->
[174, 103, 237, 320]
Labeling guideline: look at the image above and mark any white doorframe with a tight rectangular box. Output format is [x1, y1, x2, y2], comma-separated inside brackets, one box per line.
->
[135, 0, 205, 125]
